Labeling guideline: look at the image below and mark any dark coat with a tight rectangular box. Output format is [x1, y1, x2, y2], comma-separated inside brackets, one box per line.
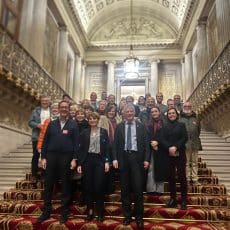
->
[160, 120, 188, 156]
[113, 120, 151, 170]
[78, 127, 110, 166]
[76, 119, 89, 134]
[41, 117, 79, 159]
[147, 122, 170, 182]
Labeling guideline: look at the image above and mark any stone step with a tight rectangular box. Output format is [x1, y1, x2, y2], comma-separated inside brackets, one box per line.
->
[199, 156, 230, 161]
[9, 148, 32, 153]
[212, 171, 230, 177]
[19, 144, 32, 149]
[200, 133, 220, 137]
[2, 154, 32, 158]
[0, 163, 30, 169]
[0, 158, 31, 163]
[202, 146, 230, 151]
[208, 166, 230, 173]
[200, 151, 230, 155]
[0, 181, 16, 186]
[0, 176, 23, 182]
[0, 168, 29, 174]
[201, 142, 230, 147]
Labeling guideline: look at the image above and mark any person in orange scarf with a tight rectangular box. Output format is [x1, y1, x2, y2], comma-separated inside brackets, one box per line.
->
[37, 102, 59, 153]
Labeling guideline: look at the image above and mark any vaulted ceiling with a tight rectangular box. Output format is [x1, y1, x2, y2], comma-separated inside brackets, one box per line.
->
[67, 0, 196, 48]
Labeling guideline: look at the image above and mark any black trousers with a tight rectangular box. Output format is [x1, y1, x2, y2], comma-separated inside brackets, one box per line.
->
[120, 151, 144, 219]
[43, 152, 72, 212]
[31, 141, 39, 177]
[84, 154, 105, 214]
[168, 154, 187, 200]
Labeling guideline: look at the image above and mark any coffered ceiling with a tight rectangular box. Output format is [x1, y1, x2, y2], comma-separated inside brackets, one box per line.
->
[66, 0, 196, 48]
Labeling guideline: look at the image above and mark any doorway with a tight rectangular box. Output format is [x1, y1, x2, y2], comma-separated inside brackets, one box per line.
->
[120, 79, 146, 103]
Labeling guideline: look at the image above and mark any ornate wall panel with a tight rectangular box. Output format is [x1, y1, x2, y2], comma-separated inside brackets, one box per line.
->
[85, 65, 107, 99]
[159, 63, 182, 102]
[207, 5, 219, 65]
[43, 9, 59, 76]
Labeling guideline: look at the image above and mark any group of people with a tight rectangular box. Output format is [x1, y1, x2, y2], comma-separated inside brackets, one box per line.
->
[28, 91, 202, 228]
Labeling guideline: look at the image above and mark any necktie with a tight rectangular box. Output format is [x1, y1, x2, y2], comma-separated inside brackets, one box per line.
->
[127, 123, 132, 150]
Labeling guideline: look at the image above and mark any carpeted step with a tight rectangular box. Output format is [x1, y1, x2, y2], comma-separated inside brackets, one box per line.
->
[0, 214, 228, 230]
[0, 201, 229, 221]
[3, 190, 230, 207]
[12, 180, 225, 195]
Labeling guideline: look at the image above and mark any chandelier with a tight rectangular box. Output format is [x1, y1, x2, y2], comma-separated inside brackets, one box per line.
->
[123, 0, 140, 79]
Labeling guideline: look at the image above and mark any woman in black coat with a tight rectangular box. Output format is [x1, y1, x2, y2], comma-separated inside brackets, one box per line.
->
[146, 107, 169, 195]
[77, 112, 110, 222]
[160, 108, 188, 210]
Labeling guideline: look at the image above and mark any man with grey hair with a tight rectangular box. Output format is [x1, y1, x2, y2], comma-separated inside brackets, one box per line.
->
[180, 101, 202, 184]
[113, 104, 150, 228]
[28, 95, 50, 181]
[156, 92, 168, 114]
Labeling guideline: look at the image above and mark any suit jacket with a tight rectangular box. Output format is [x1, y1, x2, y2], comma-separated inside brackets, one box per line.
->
[41, 117, 79, 159]
[78, 127, 110, 166]
[113, 120, 151, 169]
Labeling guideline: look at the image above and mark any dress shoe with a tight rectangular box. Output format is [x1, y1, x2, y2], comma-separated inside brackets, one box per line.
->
[181, 200, 187, 210]
[37, 211, 50, 223]
[123, 217, 132, 225]
[96, 215, 104, 222]
[60, 213, 68, 223]
[85, 214, 94, 221]
[136, 219, 144, 229]
[166, 198, 177, 208]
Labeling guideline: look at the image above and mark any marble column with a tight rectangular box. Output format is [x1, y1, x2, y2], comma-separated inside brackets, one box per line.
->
[184, 51, 194, 100]
[80, 62, 86, 100]
[106, 61, 115, 95]
[18, 0, 34, 51]
[149, 60, 160, 97]
[54, 27, 68, 90]
[29, 0, 47, 66]
[215, 0, 230, 51]
[73, 55, 82, 103]
[181, 59, 186, 101]
[196, 20, 208, 82]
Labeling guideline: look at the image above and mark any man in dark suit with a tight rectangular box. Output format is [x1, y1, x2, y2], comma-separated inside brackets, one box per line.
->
[37, 100, 79, 224]
[113, 104, 150, 229]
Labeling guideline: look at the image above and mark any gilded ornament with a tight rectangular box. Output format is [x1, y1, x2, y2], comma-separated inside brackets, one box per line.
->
[23, 84, 29, 92]
[6, 71, 13, 81]
[15, 78, 22, 87]
[30, 89, 35, 96]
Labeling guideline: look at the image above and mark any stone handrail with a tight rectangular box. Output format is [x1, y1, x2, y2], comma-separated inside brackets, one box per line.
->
[0, 26, 65, 101]
[188, 41, 230, 115]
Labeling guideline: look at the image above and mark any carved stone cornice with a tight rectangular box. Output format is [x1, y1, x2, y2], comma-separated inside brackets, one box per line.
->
[176, 0, 199, 43]
[87, 42, 181, 50]
[63, 0, 88, 48]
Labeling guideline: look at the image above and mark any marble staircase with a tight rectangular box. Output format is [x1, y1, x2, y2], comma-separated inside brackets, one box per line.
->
[199, 131, 230, 194]
[0, 143, 32, 199]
